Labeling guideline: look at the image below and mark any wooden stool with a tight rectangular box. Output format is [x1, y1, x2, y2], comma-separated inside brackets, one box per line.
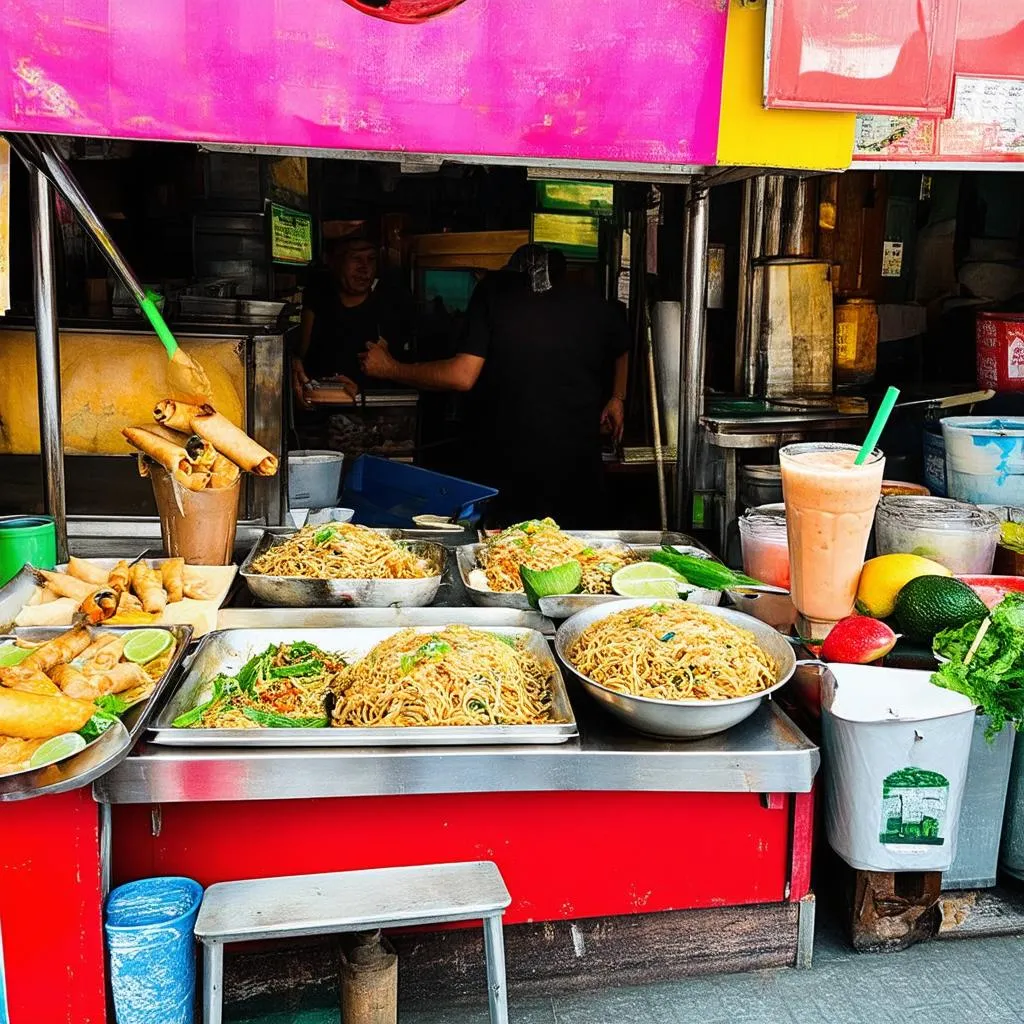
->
[194, 861, 511, 1023]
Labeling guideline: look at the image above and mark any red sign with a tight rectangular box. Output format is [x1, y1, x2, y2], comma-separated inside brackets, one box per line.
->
[764, 0, 960, 115]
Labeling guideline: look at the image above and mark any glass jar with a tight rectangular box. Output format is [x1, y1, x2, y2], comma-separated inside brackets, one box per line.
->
[874, 496, 1000, 574]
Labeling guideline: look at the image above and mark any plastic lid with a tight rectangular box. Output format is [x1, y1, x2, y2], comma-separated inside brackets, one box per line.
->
[739, 503, 787, 538]
[876, 496, 1000, 534]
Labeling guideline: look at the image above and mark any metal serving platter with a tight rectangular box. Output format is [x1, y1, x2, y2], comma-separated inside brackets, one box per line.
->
[239, 529, 446, 608]
[457, 530, 718, 616]
[0, 624, 193, 800]
[555, 599, 797, 740]
[149, 626, 577, 746]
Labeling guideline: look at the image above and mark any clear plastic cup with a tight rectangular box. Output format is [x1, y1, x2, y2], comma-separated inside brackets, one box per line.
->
[874, 496, 999, 575]
[737, 504, 798, 631]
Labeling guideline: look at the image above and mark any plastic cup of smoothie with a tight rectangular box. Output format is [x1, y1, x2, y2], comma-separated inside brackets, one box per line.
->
[779, 442, 885, 640]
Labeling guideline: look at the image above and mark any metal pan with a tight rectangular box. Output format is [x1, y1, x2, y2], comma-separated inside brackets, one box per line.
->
[0, 623, 193, 800]
[239, 529, 446, 608]
[555, 599, 796, 740]
[149, 626, 577, 746]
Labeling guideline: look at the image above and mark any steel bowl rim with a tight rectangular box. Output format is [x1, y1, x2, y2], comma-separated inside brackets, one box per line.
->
[555, 597, 795, 709]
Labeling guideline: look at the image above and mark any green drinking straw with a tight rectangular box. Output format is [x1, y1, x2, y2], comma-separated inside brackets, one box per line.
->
[854, 386, 900, 465]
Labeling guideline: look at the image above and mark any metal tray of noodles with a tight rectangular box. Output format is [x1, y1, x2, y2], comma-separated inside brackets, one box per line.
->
[240, 529, 446, 608]
[555, 599, 796, 740]
[457, 530, 718, 615]
[149, 626, 577, 746]
[0, 624, 193, 801]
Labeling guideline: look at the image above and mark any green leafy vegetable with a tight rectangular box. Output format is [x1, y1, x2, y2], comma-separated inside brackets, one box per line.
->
[488, 633, 519, 649]
[399, 637, 451, 675]
[172, 675, 235, 728]
[650, 548, 764, 590]
[314, 527, 336, 545]
[78, 694, 131, 743]
[932, 592, 1024, 738]
[268, 658, 324, 679]
[241, 706, 328, 729]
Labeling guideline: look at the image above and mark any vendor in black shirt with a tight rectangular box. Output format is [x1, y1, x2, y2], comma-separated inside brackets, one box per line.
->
[292, 236, 412, 409]
[359, 245, 629, 527]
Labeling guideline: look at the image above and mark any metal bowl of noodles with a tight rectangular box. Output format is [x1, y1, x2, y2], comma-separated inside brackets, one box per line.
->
[555, 598, 797, 739]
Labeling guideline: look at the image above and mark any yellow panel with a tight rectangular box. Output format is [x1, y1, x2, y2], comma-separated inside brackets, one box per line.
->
[0, 332, 245, 455]
[716, 1, 855, 171]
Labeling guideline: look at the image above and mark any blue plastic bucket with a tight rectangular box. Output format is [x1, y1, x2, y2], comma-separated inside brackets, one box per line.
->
[942, 417, 1024, 505]
[106, 877, 203, 1024]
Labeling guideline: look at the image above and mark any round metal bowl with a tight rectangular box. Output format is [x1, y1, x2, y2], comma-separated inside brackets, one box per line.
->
[554, 598, 797, 739]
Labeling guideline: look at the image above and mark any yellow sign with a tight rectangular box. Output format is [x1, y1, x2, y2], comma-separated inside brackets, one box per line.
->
[716, 0, 855, 171]
[270, 204, 313, 265]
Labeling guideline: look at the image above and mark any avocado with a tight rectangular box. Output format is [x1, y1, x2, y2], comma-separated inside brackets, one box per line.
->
[893, 576, 989, 642]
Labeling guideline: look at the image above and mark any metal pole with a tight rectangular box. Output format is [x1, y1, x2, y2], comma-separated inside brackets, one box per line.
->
[672, 186, 692, 528]
[675, 186, 710, 533]
[744, 175, 767, 397]
[28, 168, 67, 562]
[733, 178, 753, 394]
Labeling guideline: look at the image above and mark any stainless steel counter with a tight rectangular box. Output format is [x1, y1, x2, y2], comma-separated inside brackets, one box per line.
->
[94, 701, 819, 804]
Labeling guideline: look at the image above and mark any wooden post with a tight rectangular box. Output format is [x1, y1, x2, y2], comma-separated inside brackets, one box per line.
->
[340, 931, 397, 1024]
[849, 869, 943, 952]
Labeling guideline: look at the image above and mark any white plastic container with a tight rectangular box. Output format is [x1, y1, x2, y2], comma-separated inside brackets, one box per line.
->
[874, 496, 1000, 574]
[288, 451, 344, 510]
[822, 664, 976, 872]
[942, 417, 1024, 506]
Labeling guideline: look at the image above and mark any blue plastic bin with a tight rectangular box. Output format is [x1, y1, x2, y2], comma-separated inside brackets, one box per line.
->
[106, 877, 203, 1024]
[341, 455, 498, 527]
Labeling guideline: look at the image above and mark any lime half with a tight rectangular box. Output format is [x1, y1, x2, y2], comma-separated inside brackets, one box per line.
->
[122, 628, 175, 665]
[520, 561, 583, 608]
[29, 732, 88, 769]
[0, 645, 32, 668]
[612, 562, 684, 599]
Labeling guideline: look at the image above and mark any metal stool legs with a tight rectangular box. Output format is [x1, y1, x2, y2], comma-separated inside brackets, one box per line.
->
[482, 913, 509, 1024]
[203, 941, 224, 1024]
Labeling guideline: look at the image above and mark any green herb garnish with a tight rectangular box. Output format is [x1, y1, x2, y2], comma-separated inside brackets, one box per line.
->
[314, 527, 336, 545]
[399, 637, 451, 675]
[241, 706, 328, 729]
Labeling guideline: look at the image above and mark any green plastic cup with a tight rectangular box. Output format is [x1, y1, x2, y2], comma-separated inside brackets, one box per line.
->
[0, 516, 57, 586]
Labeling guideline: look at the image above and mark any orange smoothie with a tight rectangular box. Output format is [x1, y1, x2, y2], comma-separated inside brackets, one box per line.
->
[779, 443, 884, 634]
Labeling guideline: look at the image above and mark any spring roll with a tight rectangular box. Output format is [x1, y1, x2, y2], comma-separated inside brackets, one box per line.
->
[108, 560, 131, 594]
[191, 405, 278, 477]
[130, 562, 167, 615]
[21, 625, 92, 672]
[207, 452, 241, 490]
[181, 469, 212, 492]
[79, 588, 119, 625]
[78, 633, 120, 664]
[55, 662, 148, 700]
[85, 634, 126, 672]
[153, 398, 203, 433]
[137, 453, 151, 478]
[116, 592, 142, 614]
[161, 558, 185, 603]
[37, 569, 95, 603]
[147, 422, 213, 466]
[14, 598, 79, 628]
[182, 569, 212, 600]
[67, 557, 109, 587]
[0, 665, 61, 696]
[122, 427, 193, 477]
[0, 687, 95, 739]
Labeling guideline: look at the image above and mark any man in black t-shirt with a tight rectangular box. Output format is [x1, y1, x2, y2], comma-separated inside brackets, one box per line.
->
[360, 245, 628, 527]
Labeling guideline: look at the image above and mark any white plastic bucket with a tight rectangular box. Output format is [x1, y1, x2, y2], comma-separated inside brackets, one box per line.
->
[821, 664, 976, 872]
[942, 417, 1024, 505]
[288, 450, 344, 509]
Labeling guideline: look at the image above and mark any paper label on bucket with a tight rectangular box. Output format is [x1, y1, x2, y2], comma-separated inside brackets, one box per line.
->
[879, 767, 949, 846]
[1009, 335, 1024, 380]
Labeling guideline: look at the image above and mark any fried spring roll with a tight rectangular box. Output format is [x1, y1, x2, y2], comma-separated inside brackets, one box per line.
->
[191, 405, 277, 476]
[80, 588, 119, 625]
[130, 563, 167, 615]
[0, 687, 95, 739]
[161, 558, 185, 603]
[37, 569, 95, 603]
[78, 633, 120, 664]
[86, 635, 126, 672]
[55, 661, 147, 700]
[67, 557, 109, 587]
[116, 592, 142, 614]
[108, 560, 131, 594]
[182, 569, 212, 601]
[21, 625, 92, 672]
[122, 427, 193, 477]
[153, 398, 203, 433]
[208, 453, 241, 490]
[0, 665, 61, 696]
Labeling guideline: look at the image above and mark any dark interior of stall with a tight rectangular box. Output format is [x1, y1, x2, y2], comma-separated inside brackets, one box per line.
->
[2, 140, 1023, 548]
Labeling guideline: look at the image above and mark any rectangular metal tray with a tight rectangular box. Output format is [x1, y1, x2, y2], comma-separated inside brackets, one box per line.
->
[239, 529, 446, 608]
[0, 624, 193, 801]
[457, 531, 712, 613]
[149, 626, 577, 746]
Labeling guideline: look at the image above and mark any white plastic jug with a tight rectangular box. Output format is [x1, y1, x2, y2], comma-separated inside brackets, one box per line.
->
[821, 664, 976, 872]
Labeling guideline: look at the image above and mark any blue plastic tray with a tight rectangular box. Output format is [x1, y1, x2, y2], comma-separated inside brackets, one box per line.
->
[340, 455, 498, 527]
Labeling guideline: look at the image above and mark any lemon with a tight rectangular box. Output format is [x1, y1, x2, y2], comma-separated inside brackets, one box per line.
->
[856, 554, 952, 618]
[611, 562, 684, 599]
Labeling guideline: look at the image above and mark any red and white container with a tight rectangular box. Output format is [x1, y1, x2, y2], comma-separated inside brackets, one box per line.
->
[977, 312, 1024, 392]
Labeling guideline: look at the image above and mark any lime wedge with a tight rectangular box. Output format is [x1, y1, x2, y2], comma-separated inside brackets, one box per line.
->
[29, 732, 87, 769]
[612, 562, 684, 599]
[520, 561, 583, 608]
[122, 628, 175, 665]
[0, 645, 32, 667]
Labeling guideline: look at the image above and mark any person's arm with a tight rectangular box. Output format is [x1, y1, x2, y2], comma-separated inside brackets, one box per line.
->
[600, 305, 630, 443]
[291, 308, 316, 409]
[360, 343, 484, 392]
